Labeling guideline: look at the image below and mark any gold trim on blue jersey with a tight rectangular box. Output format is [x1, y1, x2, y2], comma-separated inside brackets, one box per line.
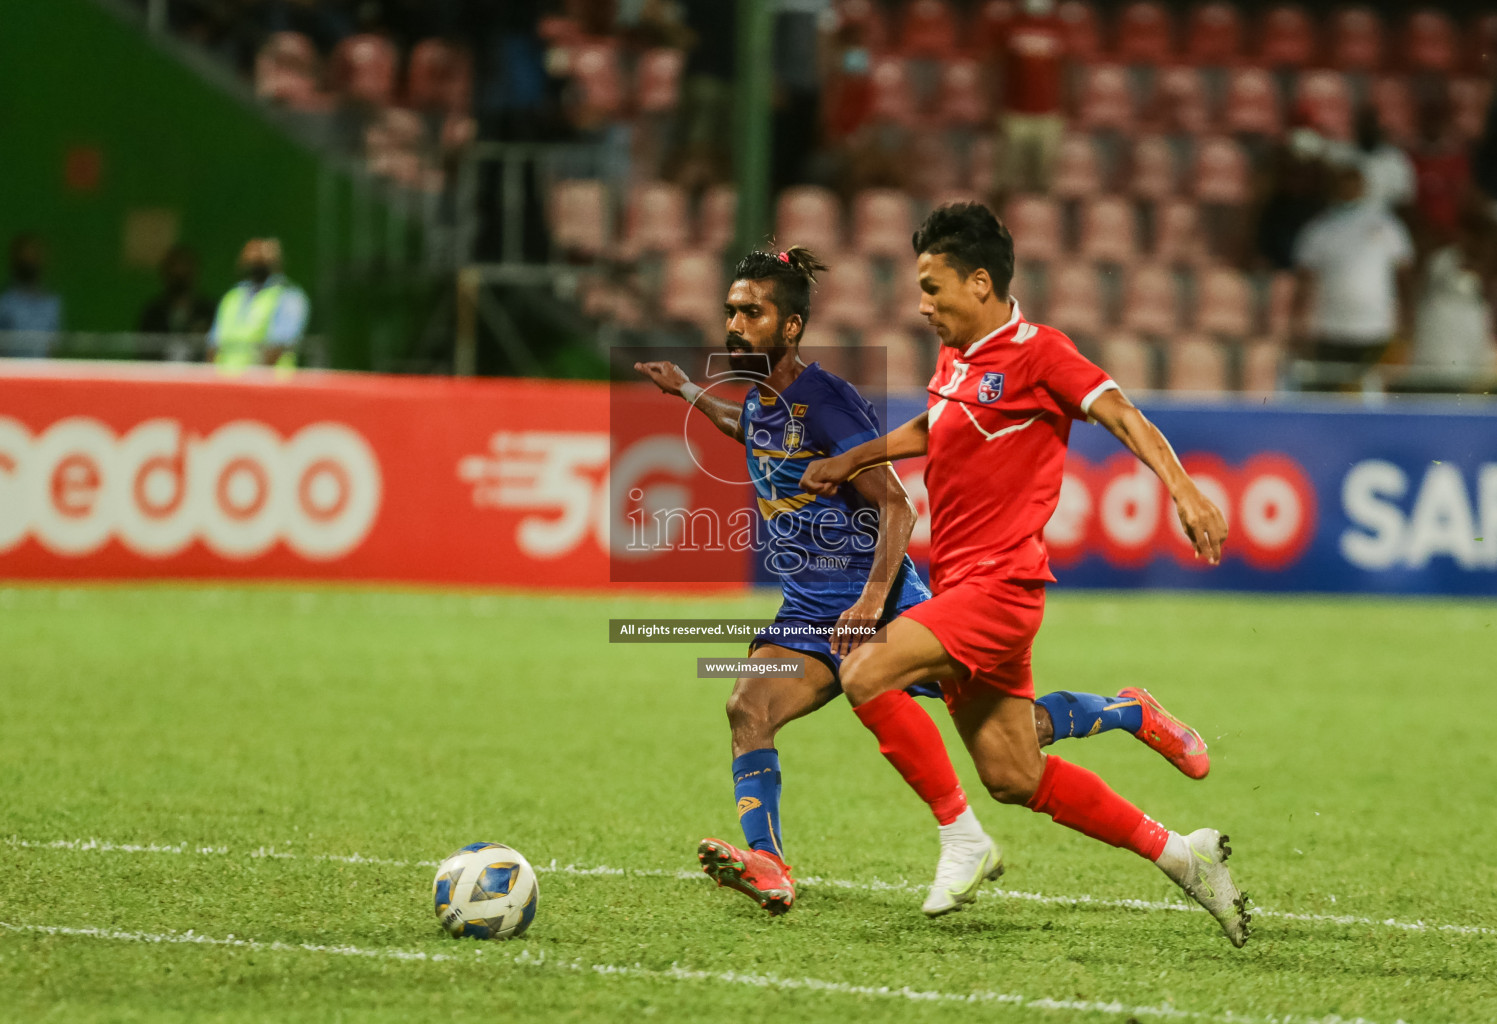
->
[846, 459, 894, 481]
[757, 492, 819, 518]
[751, 448, 818, 459]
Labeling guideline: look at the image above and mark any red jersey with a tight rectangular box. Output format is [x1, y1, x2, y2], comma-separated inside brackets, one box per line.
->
[1003, 15, 1066, 115]
[923, 303, 1114, 590]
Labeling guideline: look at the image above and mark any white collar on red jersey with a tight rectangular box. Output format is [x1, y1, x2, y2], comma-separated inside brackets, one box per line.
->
[961, 299, 1036, 358]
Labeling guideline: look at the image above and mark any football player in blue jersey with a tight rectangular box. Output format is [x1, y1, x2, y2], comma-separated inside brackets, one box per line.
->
[635, 246, 1209, 917]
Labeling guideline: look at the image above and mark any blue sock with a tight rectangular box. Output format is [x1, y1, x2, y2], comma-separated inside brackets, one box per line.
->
[1034, 691, 1144, 740]
[731, 748, 783, 857]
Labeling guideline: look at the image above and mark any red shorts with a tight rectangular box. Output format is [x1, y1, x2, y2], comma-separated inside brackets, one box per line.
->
[900, 574, 1046, 706]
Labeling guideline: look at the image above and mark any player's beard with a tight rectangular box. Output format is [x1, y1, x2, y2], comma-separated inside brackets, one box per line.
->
[725, 326, 787, 377]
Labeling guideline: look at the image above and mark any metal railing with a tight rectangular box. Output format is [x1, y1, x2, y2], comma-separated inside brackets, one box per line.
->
[0, 331, 329, 367]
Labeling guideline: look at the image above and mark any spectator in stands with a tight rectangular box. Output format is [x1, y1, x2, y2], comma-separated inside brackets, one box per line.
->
[208, 238, 310, 370]
[1410, 95, 1473, 250]
[672, 0, 737, 191]
[1291, 165, 1415, 392]
[999, 0, 1068, 195]
[1406, 209, 1497, 392]
[140, 245, 217, 337]
[1253, 132, 1328, 271]
[1325, 106, 1415, 215]
[0, 232, 63, 358]
[771, 0, 829, 192]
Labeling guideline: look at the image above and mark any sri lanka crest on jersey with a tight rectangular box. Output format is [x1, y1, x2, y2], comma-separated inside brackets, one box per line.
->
[977, 372, 1005, 403]
[783, 418, 804, 451]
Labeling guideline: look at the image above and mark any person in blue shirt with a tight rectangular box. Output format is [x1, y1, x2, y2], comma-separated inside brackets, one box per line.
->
[0, 233, 63, 358]
[635, 247, 1206, 919]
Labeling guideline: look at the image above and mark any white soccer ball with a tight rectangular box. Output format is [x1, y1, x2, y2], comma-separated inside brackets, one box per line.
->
[432, 842, 539, 940]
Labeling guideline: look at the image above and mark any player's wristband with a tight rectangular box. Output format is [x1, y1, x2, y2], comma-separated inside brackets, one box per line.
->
[680, 382, 703, 404]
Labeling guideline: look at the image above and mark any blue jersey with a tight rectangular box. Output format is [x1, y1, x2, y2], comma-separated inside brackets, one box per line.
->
[741, 362, 930, 623]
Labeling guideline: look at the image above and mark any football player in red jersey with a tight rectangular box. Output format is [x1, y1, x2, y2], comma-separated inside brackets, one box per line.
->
[800, 204, 1251, 947]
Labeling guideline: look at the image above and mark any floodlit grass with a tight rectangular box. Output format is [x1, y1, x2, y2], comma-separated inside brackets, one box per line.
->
[1, 585, 1493, 1022]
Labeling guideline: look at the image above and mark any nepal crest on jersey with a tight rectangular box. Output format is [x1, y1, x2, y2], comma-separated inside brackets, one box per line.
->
[783, 418, 804, 451]
[977, 371, 1005, 404]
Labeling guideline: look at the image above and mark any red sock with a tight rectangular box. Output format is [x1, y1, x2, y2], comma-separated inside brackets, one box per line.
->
[852, 690, 968, 825]
[1025, 755, 1170, 860]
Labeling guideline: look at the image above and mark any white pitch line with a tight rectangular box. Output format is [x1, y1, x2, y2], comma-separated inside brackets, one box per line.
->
[7, 835, 1495, 939]
[0, 920, 1399, 1024]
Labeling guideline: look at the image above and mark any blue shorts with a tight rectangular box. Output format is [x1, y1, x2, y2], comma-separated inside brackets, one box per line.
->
[747, 618, 943, 700]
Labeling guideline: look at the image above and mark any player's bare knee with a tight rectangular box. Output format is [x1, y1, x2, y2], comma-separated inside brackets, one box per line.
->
[980, 762, 1042, 805]
[838, 645, 881, 706]
[725, 685, 773, 745]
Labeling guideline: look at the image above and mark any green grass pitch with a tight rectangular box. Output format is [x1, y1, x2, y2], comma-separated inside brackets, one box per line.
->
[1, 584, 1494, 1023]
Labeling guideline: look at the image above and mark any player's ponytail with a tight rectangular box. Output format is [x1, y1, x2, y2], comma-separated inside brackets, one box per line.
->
[781, 245, 829, 287]
[731, 244, 830, 331]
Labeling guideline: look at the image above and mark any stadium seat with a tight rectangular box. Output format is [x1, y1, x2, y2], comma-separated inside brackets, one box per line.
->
[900, 0, 960, 59]
[1046, 264, 1106, 337]
[1184, 2, 1243, 66]
[1006, 196, 1064, 263]
[1166, 334, 1230, 391]
[1241, 336, 1284, 391]
[1117, 2, 1175, 65]
[406, 39, 472, 114]
[868, 55, 919, 127]
[1058, 0, 1103, 63]
[1077, 64, 1135, 132]
[1371, 75, 1415, 145]
[1327, 7, 1384, 73]
[699, 186, 737, 253]
[937, 58, 991, 127]
[853, 189, 915, 259]
[1051, 134, 1104, 199]
[1192, 136, 1250, 204]
[331, 33, 399, 107]
[1266, 270, 1295, 336]
[1196, 266, 1253, 337]
[1451, 78, 1492, 141]
[833, 0, 891, 49]
[1258, 5, 1317, 69]
[636, 47, 685, 113]
[1153, 67, 1211, 136]
[1222, 67, 1284, 136]
[818, 255, 878, 332]
[1099, 334, 1155, 391]
[974, 0, 1017, 56]
[1406, 9, 1457, 74]
[889, 260, 934, 330]
[863, 328, 926, 388]
[776, 186, 844, 255]
[966, 134, 998, 193]
[565, 38, 625, 117]
[366, 112, 428, 188]
[254, 32, 327, 111]
[662, 251, 725, 334]
[1469, 13, 1497, 75]
[1295, 70, 1354, 140]
[537, 15, 582, 45]
[621, 182, 690, 258]
[1154, 199, 1209, 264]
[908, 134, 964, 199]
[550, 179, 611, 259]
[1078, 197, 1139, 263]
[1120, 263, 1181, 336]
[1128, 135, 1178, 201]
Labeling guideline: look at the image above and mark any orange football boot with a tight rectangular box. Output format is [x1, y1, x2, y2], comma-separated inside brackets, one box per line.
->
[697, 837, 796, 915]
[1117, 686, 1211, 780]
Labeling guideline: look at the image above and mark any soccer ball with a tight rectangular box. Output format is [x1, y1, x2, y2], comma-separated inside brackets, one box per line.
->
[432, 842, 539, 940]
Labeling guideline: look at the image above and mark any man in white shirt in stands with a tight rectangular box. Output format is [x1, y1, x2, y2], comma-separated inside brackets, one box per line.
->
[1324, 107, 1416, 216]
[1291, 165, 1415, 392]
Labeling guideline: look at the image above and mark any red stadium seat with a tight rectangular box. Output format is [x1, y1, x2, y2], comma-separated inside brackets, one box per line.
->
[1184, 2, 1242, 66]
[1327, 7, 1384, 73]
[1058, 1, 1103, 63]
[853, 189, 916, 259]
[1077, 64, 1135, 132]
[974, 0, 1018, 56]
[1120, 263, 1181, 336]
[1152, 67, 1211, 135]
[1005, 196, 1064, 263]
[937, 58, 991, 127]
[1371, 75, 1415, 146]
[1078, 197, 1139, 263]
[1406, 9, 1457, 74]
[776, 186, 844, 255]
[908, 133, 963, 200]
[636, 47, 685, 114]
[565, 38, 625, 117]
[1223, 68, 1283, 136]
[1258, 5, 1317, 69]
[1451, 78, 1493, 141]
[1196, 266, 1253, 336]
[1046, 264, 1106, 337]
[900, 0, 960, 59]
[966, 134, 998, 193]
[1469, 13, 1497, 76]
[550, 179, 611, 259]
[1051, 134, 1104, 199]
[1129, 135, 1178, 200]
[818, 256, 878, 331]
[1241, 336, 1284, 391]
[331, 33, 399, 107]
[1192, 136, 1250, 204]
[1266, 270, 1295, 336]
[699, 186, 737, 253]
[833, 0, 891, 49]
[1166, 334, 1230, 391]
[621, 182, 690, 257]
[1100, 334, 1155, 391]
[662, 251, 725, 334]
[1154, 199, 1209, 264]
[537, 15, 582, 45]
[255, 32, 326, 110]
[862, 328, 925, 388]
[1295, 70, 1354, 141]
[407, 39, 472, 114]
[868, 55, 919, 127]
[1118, 2, 1175, 65]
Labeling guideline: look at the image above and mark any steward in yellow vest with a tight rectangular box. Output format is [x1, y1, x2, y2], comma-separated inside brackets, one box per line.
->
[208, 238, 308, 371]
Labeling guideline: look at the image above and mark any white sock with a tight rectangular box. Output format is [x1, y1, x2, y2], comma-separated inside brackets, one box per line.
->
[1154, 830, 1189, 883]
[938, 805, 987, 846]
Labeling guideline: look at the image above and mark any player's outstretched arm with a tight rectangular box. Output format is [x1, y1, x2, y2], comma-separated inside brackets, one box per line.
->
[633, 360, 744, 442]
[1088, 389, 1228, 565]
[799, 412, 930, 496]
[831, 465, 918, 656]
